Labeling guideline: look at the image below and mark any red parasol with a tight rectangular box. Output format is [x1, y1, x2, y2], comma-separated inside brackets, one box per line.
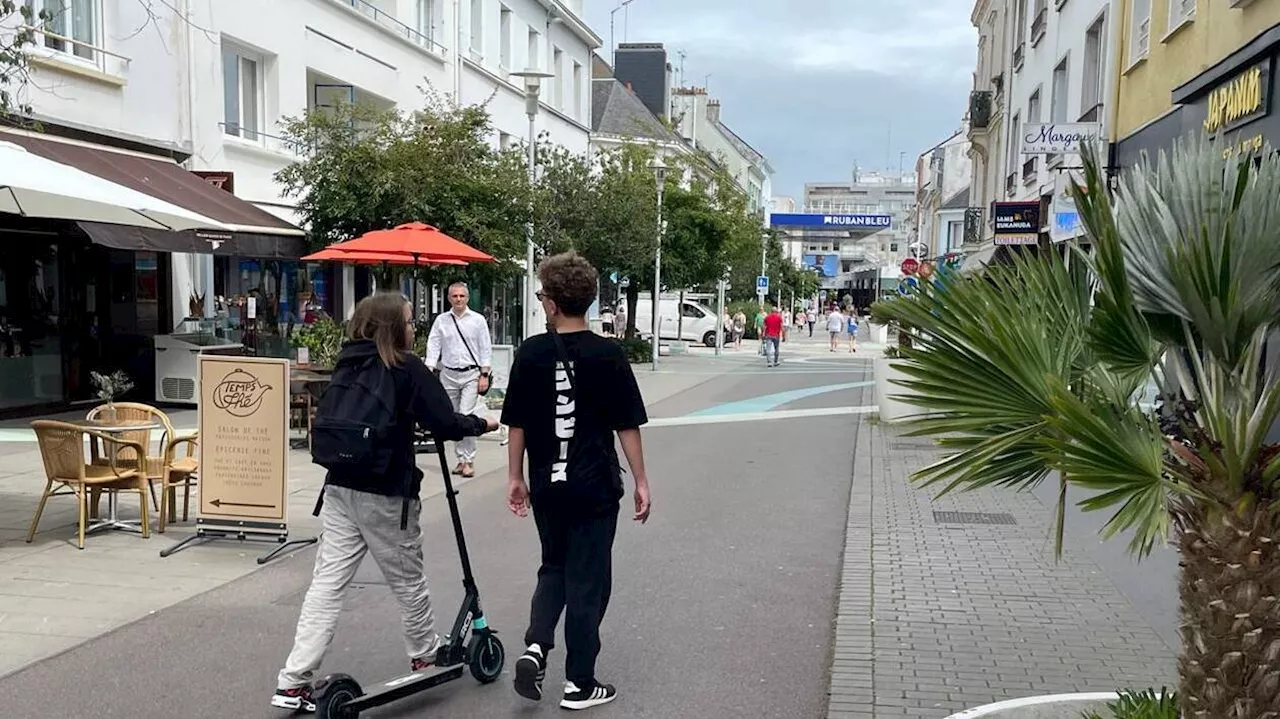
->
[321, 222, 495, 264]
[301, 247, 466, 266]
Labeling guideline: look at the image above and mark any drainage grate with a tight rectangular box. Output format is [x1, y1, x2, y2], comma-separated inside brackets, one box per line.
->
[933, 511, 1018, 526]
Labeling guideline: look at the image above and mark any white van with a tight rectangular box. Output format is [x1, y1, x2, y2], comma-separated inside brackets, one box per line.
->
[632, 296, 722, 347]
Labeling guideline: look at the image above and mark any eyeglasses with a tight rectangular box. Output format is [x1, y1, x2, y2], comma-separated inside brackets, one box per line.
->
[535, 291, 548, 301]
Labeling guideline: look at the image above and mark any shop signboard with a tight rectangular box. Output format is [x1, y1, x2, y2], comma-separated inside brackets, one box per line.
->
[992, 201, 1041, 245]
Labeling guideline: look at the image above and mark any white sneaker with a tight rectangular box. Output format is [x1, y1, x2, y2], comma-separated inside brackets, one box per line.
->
[561, 680, 617, 710]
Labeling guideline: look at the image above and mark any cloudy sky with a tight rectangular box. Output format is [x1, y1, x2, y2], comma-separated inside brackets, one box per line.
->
[583, 0, 977, 200]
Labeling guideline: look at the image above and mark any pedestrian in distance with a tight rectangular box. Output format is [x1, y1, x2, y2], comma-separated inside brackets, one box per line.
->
[732, 310, 746, 350]
[424, 282, 493, 478]
[503, 251, 652, 712]
[763, 304, 784, 367]
[847, 306, 860, 353]
[272, 291, 499, 713]
[826, 306, 845, 352]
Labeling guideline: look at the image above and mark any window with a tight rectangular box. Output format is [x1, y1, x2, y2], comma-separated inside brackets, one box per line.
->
[1031, 0, 1047, 45]
[24, 0, 98, 62]
[1081, 14, 1106, 114]
[1028, 88, 1042, 123]
[527, 28, 540, 69]
[499, 5, 512, 70]
[1050, 58, 1069, 122]
[572, 60, 583, 119]
[1007, 111, 1021, 177]
[890, 243, 899, 252]
[222, 42, 262, 141]
[552, 47, 563, 108]
[1015, 0, 1028, 44]
[1169, 0, 1195, 30]
[416, 0, 435, 45]
[469, 0, 483, 58]
[1129, 0, 1150, 64]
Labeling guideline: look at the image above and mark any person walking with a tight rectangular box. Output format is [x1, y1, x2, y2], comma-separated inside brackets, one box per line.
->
[503, 252, 652, 712]
[847, 306, 860, 353]
[272, 292, 498, 712]
[425, 282, 493, 478]
[807, 308, 816, 337]
[762, 305, 784, 367]
[732, 310, 746, 350]
[826, 306, 844, 352]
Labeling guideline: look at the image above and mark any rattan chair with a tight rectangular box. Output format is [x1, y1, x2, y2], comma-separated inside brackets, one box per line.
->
[28, 420, 151, 549]
[157, 432, 199, 533]
[85, 402, 198, 519]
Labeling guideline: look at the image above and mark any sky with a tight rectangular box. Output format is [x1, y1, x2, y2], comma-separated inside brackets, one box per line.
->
[582, 0, 978, 200]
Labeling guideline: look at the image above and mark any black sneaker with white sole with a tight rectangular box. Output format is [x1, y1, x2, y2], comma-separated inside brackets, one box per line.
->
[560, 680, 617, 710]
[271, 686, 316, 713]
[513, 643, 547, 701]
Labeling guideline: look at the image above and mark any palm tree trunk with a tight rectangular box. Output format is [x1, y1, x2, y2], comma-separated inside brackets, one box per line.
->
[1177, 504, 1280, 718]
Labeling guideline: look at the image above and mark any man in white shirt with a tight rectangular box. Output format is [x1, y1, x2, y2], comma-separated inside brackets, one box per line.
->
[425, 282, 493, 478]
[826, 307, 845, 352]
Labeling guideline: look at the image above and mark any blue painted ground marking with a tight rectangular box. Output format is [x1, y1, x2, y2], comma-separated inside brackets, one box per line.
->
[686, 381, 874, 417]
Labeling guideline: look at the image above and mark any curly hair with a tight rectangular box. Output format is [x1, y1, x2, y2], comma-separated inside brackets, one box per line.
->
[538, 252, 598, 318]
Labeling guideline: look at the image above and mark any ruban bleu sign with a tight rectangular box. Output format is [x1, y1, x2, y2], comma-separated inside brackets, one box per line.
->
[770, 213, 893, 229]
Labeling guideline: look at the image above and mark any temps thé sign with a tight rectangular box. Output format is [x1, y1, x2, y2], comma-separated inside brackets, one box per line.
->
[1021, 122, 1102, 154]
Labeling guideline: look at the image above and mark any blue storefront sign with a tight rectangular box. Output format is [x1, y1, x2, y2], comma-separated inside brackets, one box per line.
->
[770, 213, 893, 229]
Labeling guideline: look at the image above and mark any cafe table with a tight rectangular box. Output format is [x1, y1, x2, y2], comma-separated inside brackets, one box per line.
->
[65, 417, 165, 535]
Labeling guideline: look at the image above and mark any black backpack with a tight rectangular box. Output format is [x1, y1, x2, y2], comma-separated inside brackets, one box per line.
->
[310, 357, 399, 475]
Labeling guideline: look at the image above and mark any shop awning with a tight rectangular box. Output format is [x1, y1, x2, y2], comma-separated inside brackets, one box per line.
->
[0, 130, 307, 259]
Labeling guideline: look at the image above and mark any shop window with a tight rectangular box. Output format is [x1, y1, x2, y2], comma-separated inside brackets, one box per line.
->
[0, 243, 63, 409]
[222, 40, 263, 142]
[24, 0, 100, 63]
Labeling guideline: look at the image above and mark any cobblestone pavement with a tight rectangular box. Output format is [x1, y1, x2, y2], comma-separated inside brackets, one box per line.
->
[828, 417, 1177, 718]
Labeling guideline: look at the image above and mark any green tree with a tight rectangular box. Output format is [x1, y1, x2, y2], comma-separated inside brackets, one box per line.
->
[872, 138, 1280, 718]
[275, 92, 531, 291]
[1, 2, 47, 115]
[584, 143, 660, 338]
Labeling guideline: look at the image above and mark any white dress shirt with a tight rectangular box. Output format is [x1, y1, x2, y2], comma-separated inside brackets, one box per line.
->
[425, 308, 493, 371]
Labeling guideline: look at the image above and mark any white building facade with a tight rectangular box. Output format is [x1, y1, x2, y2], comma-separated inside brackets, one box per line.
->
[670, 88, 773, 217]
[912, 126, 972, 261]
[998, 0, 1117, 245]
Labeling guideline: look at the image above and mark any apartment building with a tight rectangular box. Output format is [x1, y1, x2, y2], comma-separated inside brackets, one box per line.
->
[912, 125, 972, 262]
[796, 174, 916, 291]
[1000, 0, 1118, 245]
[1113, 0, 1280, 167]
[670, 86, 773, 215]
[966, 0, 1011, 250]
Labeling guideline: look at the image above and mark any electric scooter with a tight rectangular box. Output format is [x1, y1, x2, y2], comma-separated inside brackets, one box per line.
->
[310, 437, 506, 718]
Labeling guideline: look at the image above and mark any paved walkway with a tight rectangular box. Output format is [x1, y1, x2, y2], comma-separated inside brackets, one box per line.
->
[0, 352, 748, 681]
[827, 416, 1177, 718]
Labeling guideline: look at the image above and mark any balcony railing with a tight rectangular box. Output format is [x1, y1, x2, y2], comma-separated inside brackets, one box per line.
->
[1078, 103, 1102, 123]
[1022, 156, 1039, 183]
[21, 25, 131, 78]
[1031, 8, 1048, 46]
[218, 123, 307, 157]
[1013, 43, 1025, 72]
[963, 207, 984, 245]
[1006, 172, 1017, 197]
[335, 0, 447, 55]
[969, 90, 993, 129]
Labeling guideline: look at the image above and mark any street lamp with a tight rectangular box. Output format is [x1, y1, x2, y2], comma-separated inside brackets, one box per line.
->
[608, 0, 637, 63]
[511, 68, 554, 340]
[649, 155, 667, 371]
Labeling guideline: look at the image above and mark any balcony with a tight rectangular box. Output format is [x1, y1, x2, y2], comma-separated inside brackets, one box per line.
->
[1031, 8, 1048, 47]
[1078, 103, 1103, 123]
[333, 0, 447, 55]
[969, 90, 993, 130]
[963, 207, 985, 245]
[1022, 156, 1039, 184]
[22, 26, 131, 83]
[1006, 172, 1017, 197]
[1013, 43, 1025, 72]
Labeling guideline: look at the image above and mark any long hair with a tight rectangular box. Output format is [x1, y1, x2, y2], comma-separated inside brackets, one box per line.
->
[347, 291, 410, 367]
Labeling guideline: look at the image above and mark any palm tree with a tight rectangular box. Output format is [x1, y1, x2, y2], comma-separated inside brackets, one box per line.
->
[871, 137, 1280, 718]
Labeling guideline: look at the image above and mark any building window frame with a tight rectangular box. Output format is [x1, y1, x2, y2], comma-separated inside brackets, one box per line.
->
[1164, 0, 1196, 41]
[1128, 0, 1151, 67]
[498, 5, 512, 71]
[1080, 11, 1106, 119]
[221, 40, 265, 144]
[468, 0, 483, 61]
[23, 0, 103, 67]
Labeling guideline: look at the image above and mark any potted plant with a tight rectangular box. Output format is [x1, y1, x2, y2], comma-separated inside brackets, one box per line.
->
[873, 138, 1280, 718]
[90, 370, 135, 421]
[289, 318, 345, 369]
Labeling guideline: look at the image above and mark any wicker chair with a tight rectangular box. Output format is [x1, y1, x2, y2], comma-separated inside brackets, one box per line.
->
[28, 420, 151, 549]
[157, 432, 199, 533]
[85, 402, 198, 521]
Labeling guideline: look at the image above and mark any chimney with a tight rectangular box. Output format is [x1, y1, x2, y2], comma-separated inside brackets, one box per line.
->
[706, 99, 721, 124]
[613, 43, 669, 120]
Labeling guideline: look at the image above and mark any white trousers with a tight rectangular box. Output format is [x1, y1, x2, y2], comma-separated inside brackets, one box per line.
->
[277, 485, 440, 689]
[440, 367, 480, 463]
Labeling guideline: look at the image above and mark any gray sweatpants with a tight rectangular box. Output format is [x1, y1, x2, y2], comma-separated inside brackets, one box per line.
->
[276, 485, 441, 690]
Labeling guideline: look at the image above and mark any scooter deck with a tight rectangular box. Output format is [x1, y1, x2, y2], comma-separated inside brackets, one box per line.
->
[347, 664, 465, 712]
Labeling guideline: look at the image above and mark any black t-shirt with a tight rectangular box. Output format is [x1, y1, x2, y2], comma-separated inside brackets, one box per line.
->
[501, 330, 647, 514]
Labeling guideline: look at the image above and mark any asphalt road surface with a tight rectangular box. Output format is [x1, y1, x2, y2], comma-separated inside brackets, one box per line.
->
[1, 349, 872, 719]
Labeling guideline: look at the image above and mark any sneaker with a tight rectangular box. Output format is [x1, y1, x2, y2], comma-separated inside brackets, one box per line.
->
[514, 644, 547, 701]
[560, 680, 617, 710]
[271, 686, 316, 713]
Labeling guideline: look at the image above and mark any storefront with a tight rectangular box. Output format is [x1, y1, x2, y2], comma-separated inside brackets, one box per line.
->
[0, 125, 307, 416]
[1116, 23, 1280, 168]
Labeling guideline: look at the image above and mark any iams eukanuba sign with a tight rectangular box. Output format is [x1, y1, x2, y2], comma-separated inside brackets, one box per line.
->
[770, 213, 893, 229]
[1021, 122, 1104, 155]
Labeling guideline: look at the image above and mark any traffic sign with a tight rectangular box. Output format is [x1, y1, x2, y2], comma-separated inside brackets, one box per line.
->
[756, 275, 769, 291]
[898, 276, 920, 297]
[901, 257, 920, 276]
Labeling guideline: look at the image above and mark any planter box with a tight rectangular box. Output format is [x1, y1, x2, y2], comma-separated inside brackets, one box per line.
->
[866, 322, 889, 344]
[874, 356, 927, 424]
[946, 693, 1121, 718]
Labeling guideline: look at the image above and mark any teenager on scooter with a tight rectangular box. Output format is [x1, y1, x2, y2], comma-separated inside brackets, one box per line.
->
[502, 252, 653, 711]
[272, 291, 498, 713]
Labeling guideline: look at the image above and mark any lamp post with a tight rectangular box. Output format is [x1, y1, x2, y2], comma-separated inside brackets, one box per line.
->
[649, 155, 667, 371]
[608, 0, 636, 63]
[511, 69, 554, 340]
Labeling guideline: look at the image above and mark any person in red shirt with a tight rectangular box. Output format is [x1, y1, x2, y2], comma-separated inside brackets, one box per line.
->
[762, 305, 784, 367]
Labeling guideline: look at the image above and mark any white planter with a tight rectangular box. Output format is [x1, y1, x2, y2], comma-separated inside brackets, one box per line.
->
[867, 322, 889, 344]
[874, 356, 925, 424]
[946, 693, 1121, 718]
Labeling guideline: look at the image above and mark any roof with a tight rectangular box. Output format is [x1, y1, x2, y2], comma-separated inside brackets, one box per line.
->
[713, 120, 774, 175]
[1, 129, 306, 258]
[591, 78, 681, 143]
[940, 185, 971, 210]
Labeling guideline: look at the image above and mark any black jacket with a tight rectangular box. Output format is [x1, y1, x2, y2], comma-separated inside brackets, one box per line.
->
[322, 339, 488, 498]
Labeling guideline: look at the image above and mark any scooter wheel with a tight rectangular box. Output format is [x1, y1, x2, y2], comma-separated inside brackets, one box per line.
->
[313, 674, 363, 719]
[468, 632, 505, 684]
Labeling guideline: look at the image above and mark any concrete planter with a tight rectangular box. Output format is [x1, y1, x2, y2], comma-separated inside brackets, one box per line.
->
[945, 693, 1121, 718]
[874, 356, 923, 423]
[866, 322, 889, 344]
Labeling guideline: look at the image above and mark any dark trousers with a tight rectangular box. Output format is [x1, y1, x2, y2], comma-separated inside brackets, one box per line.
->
[524, 503, 619, 686]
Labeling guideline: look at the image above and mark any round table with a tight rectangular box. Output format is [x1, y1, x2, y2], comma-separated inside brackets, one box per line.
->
[67, 418, 165, 534]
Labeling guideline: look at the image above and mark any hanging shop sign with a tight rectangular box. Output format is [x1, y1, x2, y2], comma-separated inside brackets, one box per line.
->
[1021, 122, 1103, 154]
[1051, 172, 1085, 242]
[992, 201, 1040, 245]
